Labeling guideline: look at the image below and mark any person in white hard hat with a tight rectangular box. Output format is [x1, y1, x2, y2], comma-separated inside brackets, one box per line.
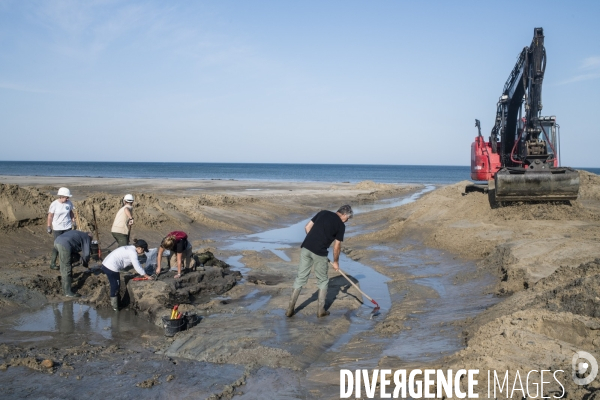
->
[111, 194, 135, 247]
[47, 187, 75, 270]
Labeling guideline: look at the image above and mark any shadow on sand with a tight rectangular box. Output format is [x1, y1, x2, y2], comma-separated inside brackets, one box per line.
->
[295, 274, 362, 313]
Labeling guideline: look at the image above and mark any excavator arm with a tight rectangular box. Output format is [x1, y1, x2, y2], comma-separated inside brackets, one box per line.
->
[492, 27, 547, 166]
[471, 28, 579, 202]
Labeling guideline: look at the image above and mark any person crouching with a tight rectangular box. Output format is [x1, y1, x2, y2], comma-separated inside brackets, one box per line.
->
[101, 239, 153, 311]
[53, 230, 92, 297]
[155, 231, 193, 279]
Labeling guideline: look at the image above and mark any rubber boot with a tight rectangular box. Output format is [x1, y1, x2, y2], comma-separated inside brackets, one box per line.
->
[110, 296, 119, 311]
[62, 275, 81, 298]
[317, 288, 329, 317]
[50, 248, 59, 270]
[285, 288, 301, 318]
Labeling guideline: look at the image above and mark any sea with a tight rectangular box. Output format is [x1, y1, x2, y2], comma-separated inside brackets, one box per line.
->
[0, 161, 598, 185]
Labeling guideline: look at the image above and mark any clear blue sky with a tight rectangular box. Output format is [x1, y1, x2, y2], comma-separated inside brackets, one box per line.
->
[1, 1, 599, 167]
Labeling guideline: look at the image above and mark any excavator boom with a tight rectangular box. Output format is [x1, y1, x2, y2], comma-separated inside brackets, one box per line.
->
[471, 28, 579, 202]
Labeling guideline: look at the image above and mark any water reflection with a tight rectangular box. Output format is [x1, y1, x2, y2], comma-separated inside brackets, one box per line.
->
[1, 302, 160, 342]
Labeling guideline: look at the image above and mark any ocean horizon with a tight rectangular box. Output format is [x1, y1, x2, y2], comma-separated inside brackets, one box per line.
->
[0, 161, 598, 185]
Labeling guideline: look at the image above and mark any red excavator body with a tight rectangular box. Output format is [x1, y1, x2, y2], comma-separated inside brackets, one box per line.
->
[471, 136, 501, 181]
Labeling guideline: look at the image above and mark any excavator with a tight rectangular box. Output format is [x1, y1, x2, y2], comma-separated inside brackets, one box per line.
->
[470, 28, 579, 202]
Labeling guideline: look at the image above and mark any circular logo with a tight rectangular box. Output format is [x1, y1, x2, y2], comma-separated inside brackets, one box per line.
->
[572, 351, 598, 385]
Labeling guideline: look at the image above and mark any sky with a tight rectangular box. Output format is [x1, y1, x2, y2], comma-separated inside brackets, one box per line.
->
[1, 1, 599, 167]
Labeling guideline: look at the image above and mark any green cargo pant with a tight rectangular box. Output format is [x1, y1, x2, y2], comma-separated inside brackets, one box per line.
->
[50, 229, 69, 268]
[293, 247, 329, 290]
[112, 232, 129, 247]
[55, 243, 73, 280]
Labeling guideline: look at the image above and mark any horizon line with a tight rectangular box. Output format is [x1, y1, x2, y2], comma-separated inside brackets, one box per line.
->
[1, 160, 599, 169]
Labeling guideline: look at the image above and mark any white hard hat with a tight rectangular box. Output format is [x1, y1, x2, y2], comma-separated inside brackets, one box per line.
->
[57, 187, 72, 197]
[124, 194, 134, 202]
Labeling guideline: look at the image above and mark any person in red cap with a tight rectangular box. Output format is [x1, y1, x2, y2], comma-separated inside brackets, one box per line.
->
[155, 231, 193, 279]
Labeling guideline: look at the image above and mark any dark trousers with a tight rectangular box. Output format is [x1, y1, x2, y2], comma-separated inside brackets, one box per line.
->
[112, 232, 129, 247]
[101, 265, 121, 297]
[55, 243, 72, 277]
[50, 229, 69, 267]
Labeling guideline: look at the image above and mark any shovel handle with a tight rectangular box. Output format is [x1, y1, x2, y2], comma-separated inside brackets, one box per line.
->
[91, 206, 102, 260]
[74, 209, 83, 231]
[335, 266, 375, 304]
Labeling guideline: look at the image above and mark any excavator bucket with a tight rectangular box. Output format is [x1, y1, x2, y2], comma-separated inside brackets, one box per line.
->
[494, 167, 580, 202]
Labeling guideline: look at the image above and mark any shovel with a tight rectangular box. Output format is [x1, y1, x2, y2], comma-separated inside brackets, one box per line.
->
[330, 261, 381, 318]
[74, 209, 83, 231]
[91, 205, 102, 260]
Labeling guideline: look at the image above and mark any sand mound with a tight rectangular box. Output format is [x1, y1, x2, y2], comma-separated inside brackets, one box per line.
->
[196, 194, 259, 207]
[0, 185, 196, 233]
[75, 193, 193, 231]
[493, 201, 600, 221]
[73, 192, 243, 234]
[0, 184, 53, 231]
[353, 180, 400, 190]
[351, 181, 421, 205]
[0, 183, 253, 243]
[415, 180, 599, 224]
[351, 175, 600, 294]
[441, 259, 600, 399]
[578, 170, 600, 200]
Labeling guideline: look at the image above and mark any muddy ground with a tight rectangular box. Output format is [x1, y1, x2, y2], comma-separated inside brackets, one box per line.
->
[1, 172, 600, 399]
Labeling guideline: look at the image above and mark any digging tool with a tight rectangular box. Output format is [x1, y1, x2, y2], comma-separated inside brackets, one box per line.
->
[127, 222, 133, 245]
[91, 205, 102, 260]
[74, 209, 83, 231]
[331, 262, 380, 318]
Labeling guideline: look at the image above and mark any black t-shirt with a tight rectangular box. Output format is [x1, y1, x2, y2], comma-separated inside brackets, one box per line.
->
[301, 210, 345, 257]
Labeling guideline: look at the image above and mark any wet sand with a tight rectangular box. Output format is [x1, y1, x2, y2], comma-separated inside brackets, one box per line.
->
[1, 173, 600, 398]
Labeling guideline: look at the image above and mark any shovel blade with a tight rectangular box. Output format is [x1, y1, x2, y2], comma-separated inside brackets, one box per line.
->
[369, 300, 381, 319]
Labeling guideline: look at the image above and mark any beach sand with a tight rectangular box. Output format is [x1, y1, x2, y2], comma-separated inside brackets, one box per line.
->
[1, 173, 600, 398]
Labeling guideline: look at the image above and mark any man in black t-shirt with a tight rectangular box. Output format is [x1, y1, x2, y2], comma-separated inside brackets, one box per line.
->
[285, 205, 353, 318]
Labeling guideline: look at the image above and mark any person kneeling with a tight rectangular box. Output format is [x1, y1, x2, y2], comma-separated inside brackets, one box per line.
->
[101, 239, 153, 311]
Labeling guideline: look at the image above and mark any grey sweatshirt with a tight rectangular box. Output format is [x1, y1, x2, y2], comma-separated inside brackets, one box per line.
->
[54, 230, 92, 264]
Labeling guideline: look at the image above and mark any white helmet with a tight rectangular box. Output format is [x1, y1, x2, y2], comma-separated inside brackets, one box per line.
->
[124, 194, 134, 203]
[57, 187, 72, 197]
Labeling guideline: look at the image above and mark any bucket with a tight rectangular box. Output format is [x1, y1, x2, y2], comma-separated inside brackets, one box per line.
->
[162, 316, 187, 337]
[91, 241, 99, 261]
[185, 314, 201, 328]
